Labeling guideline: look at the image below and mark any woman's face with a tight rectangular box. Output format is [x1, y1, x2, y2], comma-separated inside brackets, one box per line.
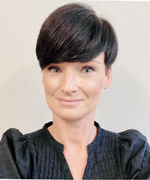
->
[42, 52, 112, 122]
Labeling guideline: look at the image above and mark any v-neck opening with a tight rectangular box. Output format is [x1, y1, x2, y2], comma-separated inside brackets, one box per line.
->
[43, 121, 102, 179]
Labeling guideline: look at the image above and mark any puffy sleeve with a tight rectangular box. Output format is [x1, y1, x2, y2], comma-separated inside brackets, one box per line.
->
[119, 129, 150, 179]
[0, 128, 32, 178]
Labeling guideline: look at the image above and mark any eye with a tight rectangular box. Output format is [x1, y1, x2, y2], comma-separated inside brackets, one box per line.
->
[48, 66, 60, 73]
[82, 66, 95, 73]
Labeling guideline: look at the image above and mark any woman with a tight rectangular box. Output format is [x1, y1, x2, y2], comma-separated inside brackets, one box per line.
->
[0, 3, 150, 179]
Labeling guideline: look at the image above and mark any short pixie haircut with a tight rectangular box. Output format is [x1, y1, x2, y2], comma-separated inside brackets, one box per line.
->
[36, 3, 118, 70]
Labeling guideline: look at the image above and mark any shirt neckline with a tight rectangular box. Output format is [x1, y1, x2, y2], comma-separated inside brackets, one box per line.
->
[43, 121, 102, 153]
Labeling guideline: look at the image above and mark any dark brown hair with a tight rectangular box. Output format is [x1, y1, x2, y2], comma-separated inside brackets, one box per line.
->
[36, 3, 118, 70]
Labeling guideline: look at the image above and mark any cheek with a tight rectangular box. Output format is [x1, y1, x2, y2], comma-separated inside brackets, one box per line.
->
[42, 76, 59, 111]
[83, 76, 105, 102]
[87, 77, 105, 93]
[43, 76, 58, 96]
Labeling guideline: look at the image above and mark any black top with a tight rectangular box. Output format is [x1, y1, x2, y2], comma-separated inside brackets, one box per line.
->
[0, 121, 150, 179]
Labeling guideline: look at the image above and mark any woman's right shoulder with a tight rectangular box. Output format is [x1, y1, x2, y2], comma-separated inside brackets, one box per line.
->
[0, 128, 29, 151]
[0, 127, 44, 146]
[0, 127, 43, 178]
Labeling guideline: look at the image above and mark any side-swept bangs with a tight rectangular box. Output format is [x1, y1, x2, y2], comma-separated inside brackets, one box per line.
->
[36, 3, 118, 70]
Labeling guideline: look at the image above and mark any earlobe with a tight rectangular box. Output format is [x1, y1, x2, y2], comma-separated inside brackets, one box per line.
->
[104, 68, 112, 89]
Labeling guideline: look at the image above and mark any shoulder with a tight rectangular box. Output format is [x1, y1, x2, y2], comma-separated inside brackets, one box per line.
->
[1, 128, 26, 144]
[118, 129, 150, 179]
[0, 127, 44, 178]
[119, 128, 147, 145]
[0, 128, 29, 150]
[118, 129, 148, 158]
[98, 125, 150, 179]
[1, 127, 44, 148]
[100, 127, 148, 153]
[0, 128, 30, 178]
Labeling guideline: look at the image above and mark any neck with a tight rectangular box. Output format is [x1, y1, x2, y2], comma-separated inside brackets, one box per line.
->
[48, 113, 97, 151]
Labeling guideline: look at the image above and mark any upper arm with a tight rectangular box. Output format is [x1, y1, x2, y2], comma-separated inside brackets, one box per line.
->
[0, 128, 32, 178]
[136, 143, 150, 179]
[119, 129, 150, 179]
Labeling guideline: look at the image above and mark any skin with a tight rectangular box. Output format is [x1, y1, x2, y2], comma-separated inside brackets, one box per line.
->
[42, 52, 112, 179]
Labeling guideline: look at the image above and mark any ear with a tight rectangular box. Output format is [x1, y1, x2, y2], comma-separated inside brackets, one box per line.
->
[104, 67, 112, 89]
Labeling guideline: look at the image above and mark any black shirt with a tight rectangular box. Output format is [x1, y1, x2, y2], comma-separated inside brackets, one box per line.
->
[0, 121, 150, 179]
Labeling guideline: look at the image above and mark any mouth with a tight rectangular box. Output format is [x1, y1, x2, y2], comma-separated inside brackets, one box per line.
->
[57, 98, 83, 106]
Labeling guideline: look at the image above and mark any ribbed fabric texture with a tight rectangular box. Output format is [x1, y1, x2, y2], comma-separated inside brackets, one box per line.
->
[0, 121, 150, 179]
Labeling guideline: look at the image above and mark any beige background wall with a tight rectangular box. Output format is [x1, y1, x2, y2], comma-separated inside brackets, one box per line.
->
[0, 0, 150, 142]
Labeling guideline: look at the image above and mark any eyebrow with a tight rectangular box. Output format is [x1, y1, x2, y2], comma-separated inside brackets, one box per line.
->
[92, 60, 101, 64]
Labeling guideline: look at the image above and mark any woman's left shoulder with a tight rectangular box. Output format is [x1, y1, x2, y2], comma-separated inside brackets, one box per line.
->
[118, 129, 150, 179]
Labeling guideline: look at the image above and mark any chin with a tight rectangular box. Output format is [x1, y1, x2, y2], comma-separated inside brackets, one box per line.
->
[62, 114, 85, 121]
[53, 108, 95, 122]
[53, 110, 87, 121]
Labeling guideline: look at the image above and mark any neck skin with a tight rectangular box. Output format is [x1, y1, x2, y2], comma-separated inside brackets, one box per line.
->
[48, 111, 97, 151]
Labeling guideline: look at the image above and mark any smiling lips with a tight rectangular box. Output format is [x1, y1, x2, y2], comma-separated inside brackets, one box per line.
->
[57, 98, 83, 106]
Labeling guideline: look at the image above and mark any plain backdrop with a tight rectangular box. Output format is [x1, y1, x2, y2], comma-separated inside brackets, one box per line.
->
[0, 0, 150, 143]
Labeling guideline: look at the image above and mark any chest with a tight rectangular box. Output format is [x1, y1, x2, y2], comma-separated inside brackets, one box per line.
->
[64, 150, 88, 179]
[31, 142, 122, 179]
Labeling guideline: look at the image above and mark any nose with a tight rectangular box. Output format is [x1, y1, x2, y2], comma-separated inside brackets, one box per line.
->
[61, 70, 78, 95]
